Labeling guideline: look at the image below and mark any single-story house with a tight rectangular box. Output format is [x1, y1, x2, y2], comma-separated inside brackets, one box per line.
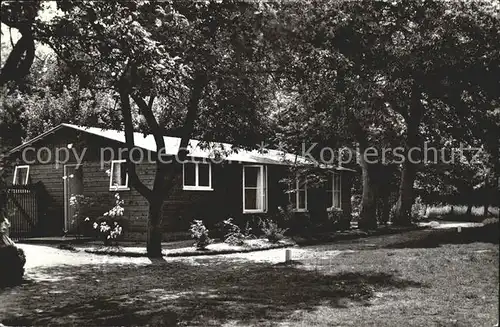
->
[5, 123, 354, 240]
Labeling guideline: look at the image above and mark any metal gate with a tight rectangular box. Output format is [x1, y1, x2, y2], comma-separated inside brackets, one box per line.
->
[1, 184, 41, 240]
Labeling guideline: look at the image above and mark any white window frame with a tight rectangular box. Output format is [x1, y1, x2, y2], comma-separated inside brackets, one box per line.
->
[289, 176, 308, 212]
[327, 171, 342, 210]
[242, 165, 268, 214]
[109, 160, 129, 191]
[182, 162, 213, 191]
[13, 165, 30, 185]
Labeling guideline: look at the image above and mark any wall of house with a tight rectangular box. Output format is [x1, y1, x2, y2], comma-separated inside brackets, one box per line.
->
[6, 126, 355, 241]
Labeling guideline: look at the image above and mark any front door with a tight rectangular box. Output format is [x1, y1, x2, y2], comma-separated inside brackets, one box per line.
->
[64, 164, 84, 233]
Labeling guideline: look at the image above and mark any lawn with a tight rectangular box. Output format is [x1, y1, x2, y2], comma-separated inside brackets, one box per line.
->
[0, 228, 498, 327]
[425, 205, 499, 222]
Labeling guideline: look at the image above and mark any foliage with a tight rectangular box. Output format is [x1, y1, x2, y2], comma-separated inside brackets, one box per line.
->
[272, 0, 500, 228]
[275, 205, 294, 224]
[272, 204, 314, 236]
[68, 194, 94, 235]
[222, 218, 254, 246]
[0, 0, 41, 86]
[327, 207, 351, 231]
[410, 196, 426, 221]
[189, 219, 211, 250]
[92, 193, 124, 246]
[351, 195, 362, 220]
[258, 218, 288, 244]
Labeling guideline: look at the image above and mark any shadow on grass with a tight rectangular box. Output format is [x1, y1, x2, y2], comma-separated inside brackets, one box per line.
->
[1, 258, 423, 326]
[386, 225, 499, 249]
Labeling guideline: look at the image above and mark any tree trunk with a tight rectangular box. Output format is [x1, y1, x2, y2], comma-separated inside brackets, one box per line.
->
[466, 203, 473, 216]
[393, 81, 423, 226]
[483, 177, 491, 217]
[146, 198, 164, 257]
[1, 218, 15, 247]
[358, 148, 377, 230]
[378, 192, 390, 225]
[393, 162, 417, 226]
[0, 28, 35, 87]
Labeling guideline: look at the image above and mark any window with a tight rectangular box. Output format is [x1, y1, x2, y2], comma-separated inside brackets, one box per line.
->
[109, 160, 129, 190]
[327, 172, 341, 210]
[289, 175, 307, 211]
[13, 165, 30, 185]
[183, 162, 212, 190]
[243, 165, 267, 213]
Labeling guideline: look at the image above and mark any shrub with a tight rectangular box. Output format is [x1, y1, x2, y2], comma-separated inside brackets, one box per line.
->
[190, 220, 212, 250]
[482, 217, 499, 226]
[326, 207, 351, 231]
[276, 205, 294, 223]
[259, 218, 288, 243]
[92, 193, 125, 246]
[411, 196, 427, 220]
[222, 218, 254, 246]
[351, 195, 362, 220]
[68, 194, 94, 236]
[0, 245, 26, 287]
[286, 211, 313, 236]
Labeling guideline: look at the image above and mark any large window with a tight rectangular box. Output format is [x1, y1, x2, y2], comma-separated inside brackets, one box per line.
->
[109, 160, 129, 190]
[13, 165, 30, 185]
[327, 172, 341, 210]
[243, 165, 267, 213]
[289, 175, 307, 212]
[183, 162, 212, 190]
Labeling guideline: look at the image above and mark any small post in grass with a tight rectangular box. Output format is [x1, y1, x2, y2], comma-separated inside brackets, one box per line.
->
[457, 226, 462, 233]
[285, 249, 292, 263]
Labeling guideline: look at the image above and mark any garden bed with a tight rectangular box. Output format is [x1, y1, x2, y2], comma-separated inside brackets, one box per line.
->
[83, 246, 155, 257]
[79, 238, 296, 258]
[166, 239, 295, 257]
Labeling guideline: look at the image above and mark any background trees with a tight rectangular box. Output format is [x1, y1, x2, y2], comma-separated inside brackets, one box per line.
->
[1, 0, 498, 247]
[269, 0, 499, 228]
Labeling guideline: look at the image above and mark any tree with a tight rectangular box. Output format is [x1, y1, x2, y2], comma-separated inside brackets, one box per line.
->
[269, 1, 408, 229]
[35, 1, 278, 256]
[267, 0, 499, 228]
[374, 1, 500, 225]
[0, 0, 41, 86]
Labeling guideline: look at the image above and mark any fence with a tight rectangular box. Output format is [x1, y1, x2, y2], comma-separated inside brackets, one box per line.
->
[1, 183, 44, 240]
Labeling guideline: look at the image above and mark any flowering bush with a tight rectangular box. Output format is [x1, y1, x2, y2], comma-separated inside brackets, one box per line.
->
[189, 219, 211, 250]
[92, 193, 125, 246]
[104, 193, 125, 218]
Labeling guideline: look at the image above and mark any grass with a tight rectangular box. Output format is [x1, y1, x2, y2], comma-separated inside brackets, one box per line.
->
[166, 238, 294, 257]
[0, 228, 498, 326]
[74, 238, 295, 257]
[426, 205, 499, 222]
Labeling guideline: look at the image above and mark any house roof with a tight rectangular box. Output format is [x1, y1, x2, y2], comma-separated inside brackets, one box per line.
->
[9, 123, 355, 170]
